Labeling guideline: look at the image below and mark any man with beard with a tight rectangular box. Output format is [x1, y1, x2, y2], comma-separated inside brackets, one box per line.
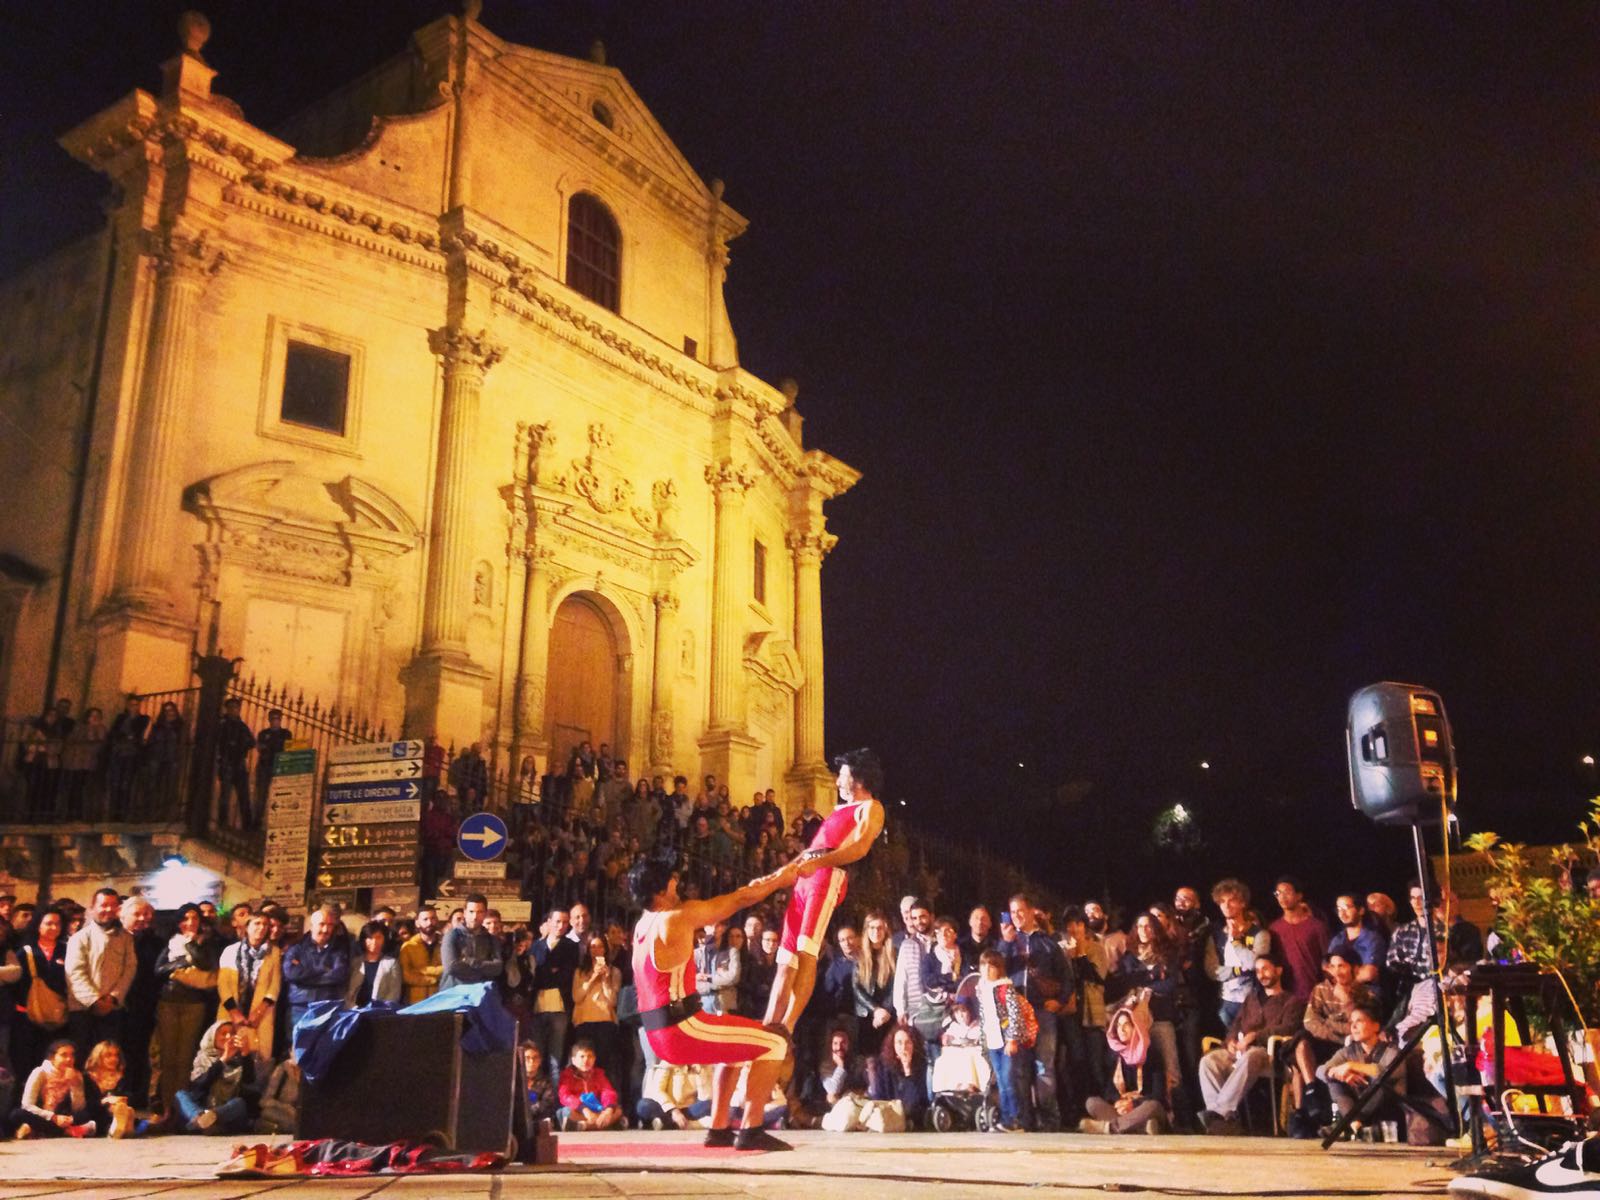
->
[400, 906, 443, 1003]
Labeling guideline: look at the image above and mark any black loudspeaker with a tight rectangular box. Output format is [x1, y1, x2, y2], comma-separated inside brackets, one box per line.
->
[1347, 681, 1457, 827]
[299, 1011, 519, 1154]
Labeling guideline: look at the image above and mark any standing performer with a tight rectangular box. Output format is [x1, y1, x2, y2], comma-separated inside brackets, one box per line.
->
[764, 748, 886, 1031]
[629, 856, 802, 1150]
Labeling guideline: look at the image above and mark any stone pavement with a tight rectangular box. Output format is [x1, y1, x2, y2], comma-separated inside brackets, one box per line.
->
[0, 1131, 1461, 1198]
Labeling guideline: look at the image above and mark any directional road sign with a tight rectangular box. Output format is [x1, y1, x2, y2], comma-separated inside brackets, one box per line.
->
[323, 780, 420, 804]
[324, 800, 420, 826]
[457, 812, 507, 862]
[453, 860, 506, 880]
[434, 876, 521, 899]
[321, 823, 419, 847]
[319, 843, 419, 869]
[326, 758, 424, 784]
[327, 740, 424, 766]
[316, 863, 417, 889]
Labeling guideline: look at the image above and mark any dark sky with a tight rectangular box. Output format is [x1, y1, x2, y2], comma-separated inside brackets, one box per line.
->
[6, 2, 1600, 905]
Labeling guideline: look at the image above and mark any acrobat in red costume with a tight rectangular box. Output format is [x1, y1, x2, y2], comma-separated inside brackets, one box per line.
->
[628, 856, 802, 1151]
[764, 748, 886, 1031]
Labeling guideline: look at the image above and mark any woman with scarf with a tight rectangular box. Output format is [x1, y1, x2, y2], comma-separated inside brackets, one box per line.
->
[176, 1020, 258, 1134]
[1110, 913, 1189, 1126]
[155, 903, 220, 1121]
[216, 912, 281, 1067]
[1079, 998, 1170, 1134]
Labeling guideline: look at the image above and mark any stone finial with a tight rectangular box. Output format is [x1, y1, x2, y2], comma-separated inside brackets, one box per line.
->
[589, 39, 607, 65]
[178, 10, 211, 57]
[463, 0, 484, 18]
[710, 178, 726, 201]
[778, 377, 799, 405]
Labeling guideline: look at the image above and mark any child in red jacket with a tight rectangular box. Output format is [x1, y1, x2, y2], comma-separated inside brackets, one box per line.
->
[557, 1040, 623, 1130]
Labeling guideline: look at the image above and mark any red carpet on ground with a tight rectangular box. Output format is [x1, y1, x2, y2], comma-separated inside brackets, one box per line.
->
[559, 1141, 744, 1159]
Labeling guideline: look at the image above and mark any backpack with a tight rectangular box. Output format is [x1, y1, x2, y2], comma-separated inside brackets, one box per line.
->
[998, 981, 1039, 1048]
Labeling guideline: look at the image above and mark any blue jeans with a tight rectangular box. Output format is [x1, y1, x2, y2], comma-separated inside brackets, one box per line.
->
[988, 1046, 1035, 1130]
[1032, 1010, 1058, 1122]
[174, 1090, 250, 1134]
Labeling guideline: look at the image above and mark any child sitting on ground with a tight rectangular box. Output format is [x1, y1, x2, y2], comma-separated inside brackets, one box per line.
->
[557, 1039, 623, 1130]
[7, 1040, 94, 1139]
[521, 1042, 558, 1126]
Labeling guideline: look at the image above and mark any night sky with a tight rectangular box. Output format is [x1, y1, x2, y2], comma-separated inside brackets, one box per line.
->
[6, 3, 1600, 907]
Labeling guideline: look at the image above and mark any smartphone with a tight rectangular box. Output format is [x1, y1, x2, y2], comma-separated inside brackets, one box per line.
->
[998, 911, 1013, 927]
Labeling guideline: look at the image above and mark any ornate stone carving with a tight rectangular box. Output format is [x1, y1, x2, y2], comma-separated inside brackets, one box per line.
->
[652, 591, 680, 615]
[427, 326, 504, 373]
[651, 708, 674, 765]
[223, 526, 352, 585]
[144, 228, 228, 280]
[785, 529, 838, 564]
[704, 459, 757, 497]
[516, 672, 546, 734]
[650, 479, 679, 536]
[547, 423, 662, 534]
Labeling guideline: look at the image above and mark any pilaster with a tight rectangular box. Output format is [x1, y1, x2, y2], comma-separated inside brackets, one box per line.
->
[649, 591, 680, 776]
[704, 458, 756, 730]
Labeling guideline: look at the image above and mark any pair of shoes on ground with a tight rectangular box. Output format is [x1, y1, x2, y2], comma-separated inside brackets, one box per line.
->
[1201, 1110, 1243, 1136]
[1450, 1138, 1600, 1198]
[1076, 1116, 1167, 1136]
[702, 1127, 791, 1152]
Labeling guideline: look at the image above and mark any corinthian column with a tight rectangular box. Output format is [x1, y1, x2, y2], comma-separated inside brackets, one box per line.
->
[650, 591, 680, 774]
[511, 545, 554, 768]
[704, 460, 755, 729]
[422, 327, 502, 654]
[116, 230, 223, 606]
[787, 529, 835, 770]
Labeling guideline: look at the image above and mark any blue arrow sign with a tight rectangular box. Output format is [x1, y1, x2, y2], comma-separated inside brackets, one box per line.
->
[457, 811, 508, 862]
[323, 780, 421, 803]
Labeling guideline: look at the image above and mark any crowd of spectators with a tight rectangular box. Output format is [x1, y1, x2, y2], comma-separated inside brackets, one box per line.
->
[0, 858, 1492, 1143]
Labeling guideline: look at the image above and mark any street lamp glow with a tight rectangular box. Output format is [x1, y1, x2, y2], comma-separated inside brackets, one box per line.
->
[1199, 760, 1210, 770]
[1172, 803, 1189, 822]
[1584, 756, 1595, 767]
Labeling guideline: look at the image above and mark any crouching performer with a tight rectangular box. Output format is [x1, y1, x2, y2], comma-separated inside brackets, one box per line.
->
[629, 856, 801, 1151]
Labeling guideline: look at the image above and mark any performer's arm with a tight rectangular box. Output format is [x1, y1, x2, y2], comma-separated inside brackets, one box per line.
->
[800, 800, 885, 872]
[676, 861, 801, 931]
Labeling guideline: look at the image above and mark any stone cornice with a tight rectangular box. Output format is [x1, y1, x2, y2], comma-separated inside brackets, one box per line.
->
[225, 172, 447, 274]
[798, 449, 862, 500]
[60, 89, 292, 182]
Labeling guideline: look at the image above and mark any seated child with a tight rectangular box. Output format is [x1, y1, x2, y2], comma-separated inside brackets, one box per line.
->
[931, 1001, 992, 1094]
[83, 1040, 147, 1138]
[7, 1040, 94, 1139]
[521, 1042, 558, 1126]
[558, 1039, 623, 1130]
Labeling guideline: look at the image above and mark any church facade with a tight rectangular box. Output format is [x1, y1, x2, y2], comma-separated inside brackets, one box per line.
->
[0, 10, 858, 812]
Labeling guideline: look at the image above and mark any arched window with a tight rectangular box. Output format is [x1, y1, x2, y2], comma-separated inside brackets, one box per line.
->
[566, 192, 621, 312]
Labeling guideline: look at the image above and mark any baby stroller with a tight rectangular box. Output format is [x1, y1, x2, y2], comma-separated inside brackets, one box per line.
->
[928, 972, 999, 1132]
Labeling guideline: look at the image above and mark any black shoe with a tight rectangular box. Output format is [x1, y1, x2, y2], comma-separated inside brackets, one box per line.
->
[1450, 1139, 1600, 1197]
[733, 1128, 792, 1152]
[703, 1128, 736, 1148]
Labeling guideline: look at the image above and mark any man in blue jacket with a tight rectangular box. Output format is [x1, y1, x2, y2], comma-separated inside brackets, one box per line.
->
[281, 908, 350, 1030]
[1000, 892, 1069, 1130]
[440, 893, 504, 991]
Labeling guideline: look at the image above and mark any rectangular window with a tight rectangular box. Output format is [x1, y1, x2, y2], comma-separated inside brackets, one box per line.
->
[280, 341, 351, 435]
[752, 539, 767, 606]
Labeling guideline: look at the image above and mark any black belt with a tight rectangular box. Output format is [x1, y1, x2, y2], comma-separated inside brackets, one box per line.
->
[640, 994, 702, 1031]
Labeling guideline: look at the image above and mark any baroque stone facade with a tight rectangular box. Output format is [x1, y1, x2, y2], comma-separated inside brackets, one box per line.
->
[0, 11, 857, 814]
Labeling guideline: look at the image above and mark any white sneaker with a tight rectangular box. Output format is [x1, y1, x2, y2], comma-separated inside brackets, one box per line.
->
[190, 1108, 218, 1132]
[1450, 1140, 1600, 1198]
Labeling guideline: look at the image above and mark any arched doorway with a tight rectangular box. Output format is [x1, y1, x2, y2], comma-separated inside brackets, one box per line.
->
[545, 592, 620, 768]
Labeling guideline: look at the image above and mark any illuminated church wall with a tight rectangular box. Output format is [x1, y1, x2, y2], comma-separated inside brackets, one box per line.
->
[0, 11, 856, 814]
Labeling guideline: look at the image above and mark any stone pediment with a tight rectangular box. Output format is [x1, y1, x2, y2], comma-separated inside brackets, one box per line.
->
[185, 461, 418, 587]
[485, 43, 746, 239]
[743, 630, 804, 694]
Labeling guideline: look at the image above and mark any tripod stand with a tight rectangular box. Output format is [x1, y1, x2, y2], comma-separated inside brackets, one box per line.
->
[1319, 822, 1458, 1148]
